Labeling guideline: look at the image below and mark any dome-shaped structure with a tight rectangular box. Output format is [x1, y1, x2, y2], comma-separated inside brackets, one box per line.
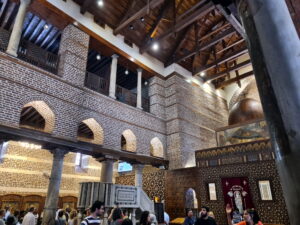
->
[228, 98, 264, 125]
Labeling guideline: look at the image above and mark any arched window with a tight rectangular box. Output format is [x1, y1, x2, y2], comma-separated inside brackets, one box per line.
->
[150, 137, 164, 158]
[77, 118, 104, 144]
[121, 129, 136, 152]
[185, 188, 198, 209]
[20, 101, 55, 133]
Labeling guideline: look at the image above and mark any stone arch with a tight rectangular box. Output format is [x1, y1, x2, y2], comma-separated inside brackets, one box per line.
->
[185, 188, 198, 209]
[20, 101, 55, 133]
[150, 137, 164, 158]
[77, 118, 104, 145]
[121, 129, 137, 152]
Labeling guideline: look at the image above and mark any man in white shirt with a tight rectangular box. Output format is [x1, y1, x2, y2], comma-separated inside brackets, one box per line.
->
[4, 206, 10, 221]
[22, 207, 36, 225]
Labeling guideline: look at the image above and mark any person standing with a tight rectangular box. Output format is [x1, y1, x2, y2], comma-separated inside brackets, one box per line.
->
[195, 206, 217, 225]
[4, 207, 11, 221]
[0, 210, 5, 225]
[22, 207, 36, 225]
[225, 205, 263, 225]
[184, 210, 195, 225]
[80, 201, 104, 225]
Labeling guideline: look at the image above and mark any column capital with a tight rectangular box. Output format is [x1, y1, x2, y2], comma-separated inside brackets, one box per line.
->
[50, 148, 68, 159]
[137, 68, 143, 73]
[133, 164, 145, 170]
[111, 54, 119, 59]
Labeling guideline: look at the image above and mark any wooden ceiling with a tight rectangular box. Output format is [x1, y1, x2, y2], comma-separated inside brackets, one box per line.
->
[1, 0, 299, 88]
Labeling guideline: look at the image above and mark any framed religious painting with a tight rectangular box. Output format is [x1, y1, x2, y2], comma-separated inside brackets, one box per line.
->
[258, 180, 273, 201]
[208, 183, 217, 201]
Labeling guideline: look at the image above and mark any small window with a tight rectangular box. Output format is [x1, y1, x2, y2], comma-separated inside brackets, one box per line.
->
[75, 153, 89, 172]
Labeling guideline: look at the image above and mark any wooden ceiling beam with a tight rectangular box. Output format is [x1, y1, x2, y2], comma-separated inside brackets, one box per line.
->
[194, 46, 248, 75]
[175, 0, 185, 15]
[204, 59, 251, 82]
[139, 0, 171, 54]
[80, 0, 93, 14]
[113, 0, 165, 35]
[143, 1, 215, 53]
[165, 25, 193, 66]
[215, 4, 246, 38]
[216, 70, 253, 89]
[116, 0, 136, 28]
[174, 27, 236, 64]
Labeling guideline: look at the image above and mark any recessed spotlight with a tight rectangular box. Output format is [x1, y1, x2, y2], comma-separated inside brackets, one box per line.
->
[140, 17, 144, 22]
[129, 25, 134, 30]
[97, 0, 104, 7]
[96, 54, 101, 60]
[44, 24, 49, 30]
[73, 21, 79, 26]
[125, 69, 129, 75]
[144, 81, 148, 85]
[200, 72, 205, 77]
[130, 57, 134, 62]
[152, 42, 159, 51]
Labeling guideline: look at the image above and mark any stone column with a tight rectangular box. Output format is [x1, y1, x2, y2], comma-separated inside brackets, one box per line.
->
[109, 54, 119, 99]
[136, 68, 143, 109]
[235, 0, 300, 224]
[134, 164, 144, 187]
[42, 149, 67, 225]
[6, 0, 32, 57]
[100, 159, 114, 183]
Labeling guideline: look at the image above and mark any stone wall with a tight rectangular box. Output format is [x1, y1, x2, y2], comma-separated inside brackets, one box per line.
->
[0, 141, 101, 196]
[164, 74, 228, 169]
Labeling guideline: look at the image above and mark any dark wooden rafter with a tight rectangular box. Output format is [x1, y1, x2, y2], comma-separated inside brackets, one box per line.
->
[233, 60, 242, 87]
[216, 70, 253, 89]
[195, 46, 248, 75]
[174, 27, 236, 64]
[143, 1, 215, 53]
[113, 0, 165, 35]
[139, 0, 171, 54]
[165, 24, 193, 66]
[175, 0, 184, 15]
[203, 59, 251, 82]
[80, 0, 93, 14]
[215, 4, 246, 38]
[116, 0, 136, 27]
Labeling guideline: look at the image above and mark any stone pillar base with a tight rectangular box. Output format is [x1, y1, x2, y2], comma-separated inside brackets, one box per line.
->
[6, 49, 18, 57]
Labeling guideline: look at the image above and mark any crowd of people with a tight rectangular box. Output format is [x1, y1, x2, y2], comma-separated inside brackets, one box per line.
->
[0, 201, 263, 225]
[183, 205, 263, 225]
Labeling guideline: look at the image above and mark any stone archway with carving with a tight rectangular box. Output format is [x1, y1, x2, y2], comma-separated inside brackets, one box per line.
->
[121, 129, 137, 152]
[20, 101, 55, 133]
[150, 137, 164, 158]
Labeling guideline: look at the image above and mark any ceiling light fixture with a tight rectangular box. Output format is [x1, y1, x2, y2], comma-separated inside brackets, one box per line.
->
[130, 57, 134, 62]
[140, 17, 145, 22]
[125, 69, 129, 75]
[200, 71, 205, 77]
[73, 21, 79, 26]
[152, 42, 159, 51]
[97, 0, 104, 7]
[129, 25, 134, 30]
[96, 54, 101, 60]
[44, 24, 49, 30]
[144, 81, 148, 85]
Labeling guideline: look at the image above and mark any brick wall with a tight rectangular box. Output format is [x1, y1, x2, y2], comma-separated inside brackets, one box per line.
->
[0, 141, 101, 196]
[164, 74, 228, 169]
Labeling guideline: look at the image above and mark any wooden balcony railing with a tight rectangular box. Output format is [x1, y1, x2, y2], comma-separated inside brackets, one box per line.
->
[116, 85, 137, 108]
[85, 72, 109, 95]
[0, 28, 10, 51]
[17, 39, 59, 74]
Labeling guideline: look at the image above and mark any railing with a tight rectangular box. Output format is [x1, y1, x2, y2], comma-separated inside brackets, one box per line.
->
[85, 72, 109, 95]
[17, 39, 59, 74]
[78, 182, 154, 213]
[216, 119, 269, 147]
[0, 27, 10, 51]
[116, 85, 137, 107]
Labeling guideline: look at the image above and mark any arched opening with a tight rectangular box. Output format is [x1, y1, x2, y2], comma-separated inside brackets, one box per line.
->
[150, 137, 164, 158]
[121, 129, 136, 152]
[185, 188, 198, 209]
[19, 101, 55, 133]
[77, 118, 104, 145]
